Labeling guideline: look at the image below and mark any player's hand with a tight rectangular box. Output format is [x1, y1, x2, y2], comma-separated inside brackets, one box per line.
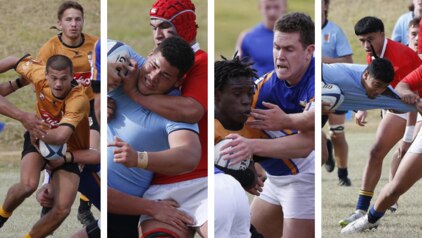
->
[247, 101, 285, 130]
[220, 134, 253, 165]
[109, 136, 138, 167]
[107, 97, 116, 121]
[355, 110, 367, 126]
[107, 62, 124, 90]
[400, 92, 419, 104]
[20, 112, 49, 140]
[121, 59, 139, 97]
[150, 199, 194, 231]
[36, 183, 54, 208]
[398, 140, 412, 159]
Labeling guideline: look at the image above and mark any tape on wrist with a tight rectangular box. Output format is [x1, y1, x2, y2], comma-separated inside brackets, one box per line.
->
[137, 151, 148, 169]
[403, 125, 415, 143]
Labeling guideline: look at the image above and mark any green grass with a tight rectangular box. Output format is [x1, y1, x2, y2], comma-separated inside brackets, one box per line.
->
[0, 0, 100, 234]
[322, 118, 422, 237]
[108, 0, 208, 56]
[215, 0, 315, 58]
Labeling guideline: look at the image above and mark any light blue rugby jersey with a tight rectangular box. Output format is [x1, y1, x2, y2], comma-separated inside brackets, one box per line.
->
[253, 58, 315, 176]
[322, 20, 353, 58]
[107, 43, 199, 197]
[322, 63, 415, 112]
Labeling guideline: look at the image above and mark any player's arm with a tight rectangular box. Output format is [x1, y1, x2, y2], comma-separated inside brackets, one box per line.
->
[0, 56, 19, 73]
[221, 131, 314, 164]
[0, 96, 47, 138]
[111, 129, 201, 175]
[248, 102, 315, 131]
[122, 59, 205, 123]
[108, 187, 193, 229]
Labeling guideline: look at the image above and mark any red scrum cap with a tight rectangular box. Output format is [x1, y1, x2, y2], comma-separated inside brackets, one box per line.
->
[150, 0, 197, 43]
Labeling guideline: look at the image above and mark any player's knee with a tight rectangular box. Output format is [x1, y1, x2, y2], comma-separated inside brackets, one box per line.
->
[368, 146, 386, 162]
[51, 205, 71, 220]
[329, 124, 345, 137]
[385, 185, 405, 199]
[141, 228, 180, 238]
[20, 182, 38, 197]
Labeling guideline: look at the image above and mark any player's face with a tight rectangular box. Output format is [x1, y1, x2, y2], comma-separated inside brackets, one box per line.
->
[273, 31, 314, 85]
[321, 0, 327, 24]
[408, 25, 419, 52]
[215, 76, 255, 126]
[58, 8, 84, 41]
[414, 0, 422, 15]
[46, 67, 73, 99]
[362, 72, 389, 99]
[357, 32, 385, 56]
[137, 52, 181, 96]
[150, 19, 178, 46]
[259, 0, 286, 28]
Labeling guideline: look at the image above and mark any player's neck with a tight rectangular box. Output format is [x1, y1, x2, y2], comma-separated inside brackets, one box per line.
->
[61, 34, 83, 47]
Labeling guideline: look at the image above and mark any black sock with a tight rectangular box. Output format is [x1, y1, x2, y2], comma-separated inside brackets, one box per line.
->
[78, 199, 92, 213]
[338, 167, 348, 179]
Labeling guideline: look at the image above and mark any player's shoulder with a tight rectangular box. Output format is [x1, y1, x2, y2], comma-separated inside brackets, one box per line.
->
[83, 33, 99, 45]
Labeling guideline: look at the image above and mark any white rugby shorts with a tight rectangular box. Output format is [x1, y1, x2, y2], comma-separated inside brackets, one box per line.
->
[140, 177, 208, 227]
[215, 173, 251, 238]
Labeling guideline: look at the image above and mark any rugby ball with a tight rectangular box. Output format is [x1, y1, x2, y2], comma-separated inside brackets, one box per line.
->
[322, 83, 344, 111]
[214, 139, 250, 170]
[39, 140, 67, 161]
[107, 40, 131, 76]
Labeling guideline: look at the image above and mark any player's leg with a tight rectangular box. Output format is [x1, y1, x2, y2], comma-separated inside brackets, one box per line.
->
[78, 164, 101, 210]
[78, 101, 100, 226]
[28, 165, 79, 237]
[283, 219, 314, 238]
[0, 152, 44, 227]
[250, 198, 283, 238]
[70, 219, 100, 238]
[340, 113, 406, 227]
[328, 113, 350, 186]
[214, 173, 250, 238]
[196, 221, 207, 238]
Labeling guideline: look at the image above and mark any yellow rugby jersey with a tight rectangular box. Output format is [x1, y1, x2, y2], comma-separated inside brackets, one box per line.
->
[16, 55, 90, 151]
[214, 119, 268, 144]
[37, 33, 98, 100]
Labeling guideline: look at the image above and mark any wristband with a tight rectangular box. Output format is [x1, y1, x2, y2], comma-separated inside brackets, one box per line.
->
[403, 125, 415, 143]
[15, 78, 23, 88]
[64, 151, 74, 163]
[137, 151, 149, 169]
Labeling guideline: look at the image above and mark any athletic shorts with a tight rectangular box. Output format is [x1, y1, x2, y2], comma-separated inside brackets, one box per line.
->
[259, 173, 314, 219]
[22, 131, 80, 175]
[215, 173, 250, 238]
[108, 213, 139, 238]
[383, 110, 422, 121]
[89, 99, 100, 132]
[140, 177, 208, 227]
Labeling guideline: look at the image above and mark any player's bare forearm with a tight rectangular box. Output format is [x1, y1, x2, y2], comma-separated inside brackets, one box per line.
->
[147, 130, 201, 175]
[322, 55, 353, 64]
[0, 56, 19, 73]
[131, 93, 204, 123]
[72, 149, 100, 164]
[42, 125, 73, 145]
[251, 131, 315, 159]
[108, 187, 156, 215]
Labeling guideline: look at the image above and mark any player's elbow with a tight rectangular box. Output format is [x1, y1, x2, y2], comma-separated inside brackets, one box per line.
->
[178, 105, 204, 123]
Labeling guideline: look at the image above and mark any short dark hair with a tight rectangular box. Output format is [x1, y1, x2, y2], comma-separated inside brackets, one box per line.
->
[274, 12, 314, 49]
[57, 1, 84, 20]
[367, 58, 394, 84]
[154, 36, 194, 78]
[215, 54, 258, 91]
[46, 55, 73, 75]
[354, 16, 384, 35]
[409, 16, 421, 29]
[323, 0, 330, 19]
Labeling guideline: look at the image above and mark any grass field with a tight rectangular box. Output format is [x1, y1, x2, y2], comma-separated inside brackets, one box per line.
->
[322, 1, 422, 237]
[0, 0, 100, 236]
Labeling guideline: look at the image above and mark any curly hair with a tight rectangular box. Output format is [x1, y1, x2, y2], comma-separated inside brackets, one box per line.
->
[215, 53, 258, 91]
